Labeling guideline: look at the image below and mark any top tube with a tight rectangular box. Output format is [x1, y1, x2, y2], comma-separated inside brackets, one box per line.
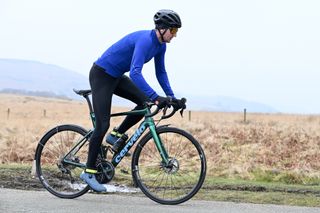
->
[110, 107, 151, 117]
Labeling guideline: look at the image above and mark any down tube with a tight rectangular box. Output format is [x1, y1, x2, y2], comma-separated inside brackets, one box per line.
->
[111, 121, 148, 167]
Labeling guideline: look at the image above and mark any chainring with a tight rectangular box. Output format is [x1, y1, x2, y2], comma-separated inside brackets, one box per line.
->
[96, 161, 115, 184]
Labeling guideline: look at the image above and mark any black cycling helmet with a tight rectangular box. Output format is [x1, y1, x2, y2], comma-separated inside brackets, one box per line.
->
[154, 9, 182, 29]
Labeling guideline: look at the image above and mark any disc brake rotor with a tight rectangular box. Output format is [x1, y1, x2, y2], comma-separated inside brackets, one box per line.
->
[160, 158, 180, 174]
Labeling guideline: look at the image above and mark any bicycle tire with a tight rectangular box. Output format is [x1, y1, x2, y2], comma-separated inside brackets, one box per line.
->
[132, 126, 206, 205]
[35, 124, 90, 199]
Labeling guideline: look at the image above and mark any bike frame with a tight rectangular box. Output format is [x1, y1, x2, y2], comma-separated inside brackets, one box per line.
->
[63, 106, 170, 169]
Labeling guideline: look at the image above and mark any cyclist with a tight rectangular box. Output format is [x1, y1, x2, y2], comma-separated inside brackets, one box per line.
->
[80, 9, 184, 192]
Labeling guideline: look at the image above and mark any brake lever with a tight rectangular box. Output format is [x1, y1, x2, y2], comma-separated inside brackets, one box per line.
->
[179, 108, 184, 117]
[162, 105, 169, 117]
[179, 98, 187, 117]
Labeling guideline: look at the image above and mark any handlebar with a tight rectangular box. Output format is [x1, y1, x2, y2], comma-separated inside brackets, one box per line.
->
[146, 98, 187, 119]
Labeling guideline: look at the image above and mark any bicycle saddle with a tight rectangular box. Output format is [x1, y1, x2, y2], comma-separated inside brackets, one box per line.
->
[73, 89, 92, 96]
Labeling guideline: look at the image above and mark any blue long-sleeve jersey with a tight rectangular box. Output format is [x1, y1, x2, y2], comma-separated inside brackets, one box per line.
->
[95, 30, 174, 101]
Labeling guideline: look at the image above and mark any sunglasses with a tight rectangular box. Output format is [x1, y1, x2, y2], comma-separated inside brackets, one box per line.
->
[169, 28, 178, 34]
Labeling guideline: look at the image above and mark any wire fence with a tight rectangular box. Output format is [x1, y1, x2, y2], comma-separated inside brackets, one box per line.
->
[5, 108, 249, 122]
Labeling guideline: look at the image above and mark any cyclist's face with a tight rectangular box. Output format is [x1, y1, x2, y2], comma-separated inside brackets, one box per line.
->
[163, 28, 177, 43]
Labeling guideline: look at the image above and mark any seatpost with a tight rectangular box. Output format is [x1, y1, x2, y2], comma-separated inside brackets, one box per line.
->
[84, 95, 93, 113]
[83, 95, 95, 127]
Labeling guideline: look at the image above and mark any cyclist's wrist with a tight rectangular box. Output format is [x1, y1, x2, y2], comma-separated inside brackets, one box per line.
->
[150, 93, 159, 102]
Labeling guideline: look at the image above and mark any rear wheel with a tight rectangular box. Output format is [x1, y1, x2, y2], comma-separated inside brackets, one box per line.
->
[132, 127, 206, 205]
[35, 125, 90, 198]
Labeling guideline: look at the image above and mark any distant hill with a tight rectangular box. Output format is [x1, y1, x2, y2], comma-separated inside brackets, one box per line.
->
[0, 58, 278, 113]
[186, 95, 278, 113]
[0, 58, 89, 99]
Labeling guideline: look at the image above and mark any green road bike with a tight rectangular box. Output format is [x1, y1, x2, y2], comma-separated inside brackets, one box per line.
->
[35, 89, 207, 205]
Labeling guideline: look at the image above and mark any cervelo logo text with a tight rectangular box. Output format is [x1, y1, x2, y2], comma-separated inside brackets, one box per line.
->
[114, 125, 146, 163]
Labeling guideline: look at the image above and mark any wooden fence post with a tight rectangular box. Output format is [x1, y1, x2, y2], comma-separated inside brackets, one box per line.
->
[31, 159, 37, 177]
[244, 108, 247, 122]
[7, 108, 10, 120]
[188, 110, 191, 121]
[43, 109, 46, 117]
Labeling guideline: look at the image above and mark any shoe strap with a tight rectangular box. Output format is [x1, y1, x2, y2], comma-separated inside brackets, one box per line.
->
[111, 130, 123, 138]
[85, 168, 98, 174]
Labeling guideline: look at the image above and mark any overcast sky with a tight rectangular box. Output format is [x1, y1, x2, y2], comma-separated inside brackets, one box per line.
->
[1, 0, 319, 114]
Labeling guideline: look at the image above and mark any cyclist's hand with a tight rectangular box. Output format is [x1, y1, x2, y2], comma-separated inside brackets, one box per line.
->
[172, 98, 187, 111]
[155, 96, 172, 109]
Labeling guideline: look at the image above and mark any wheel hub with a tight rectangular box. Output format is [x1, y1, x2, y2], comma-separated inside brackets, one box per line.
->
[57, 155, 80, 174]
[161, 158, 180, 174]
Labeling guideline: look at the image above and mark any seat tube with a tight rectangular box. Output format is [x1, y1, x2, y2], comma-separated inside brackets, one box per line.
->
[147, 118, 169, 164]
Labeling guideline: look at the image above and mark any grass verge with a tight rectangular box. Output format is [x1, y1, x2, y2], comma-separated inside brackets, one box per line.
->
[195, 177, 320, 207]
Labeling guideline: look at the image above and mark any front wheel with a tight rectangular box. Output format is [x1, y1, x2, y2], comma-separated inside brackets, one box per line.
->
[132, 126, 207, 205]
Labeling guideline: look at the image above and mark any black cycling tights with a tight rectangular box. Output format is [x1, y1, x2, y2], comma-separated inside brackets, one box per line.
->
[87, 64, 148, 169]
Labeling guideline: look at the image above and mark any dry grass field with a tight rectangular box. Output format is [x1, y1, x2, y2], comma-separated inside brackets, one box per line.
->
[1, 93, 320, 183]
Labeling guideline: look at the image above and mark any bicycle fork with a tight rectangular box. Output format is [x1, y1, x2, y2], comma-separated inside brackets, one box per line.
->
[146, 118, 170, 166]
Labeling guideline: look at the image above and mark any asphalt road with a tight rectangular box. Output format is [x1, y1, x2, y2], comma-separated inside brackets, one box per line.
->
[1, 188, 320, 213]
